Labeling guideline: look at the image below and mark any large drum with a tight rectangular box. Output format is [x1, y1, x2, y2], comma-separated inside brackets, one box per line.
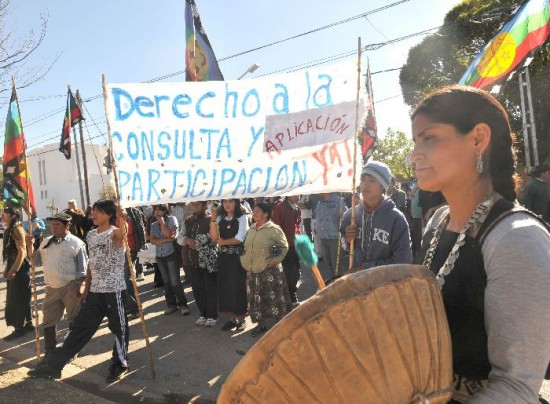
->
[219, 265, 452, 403]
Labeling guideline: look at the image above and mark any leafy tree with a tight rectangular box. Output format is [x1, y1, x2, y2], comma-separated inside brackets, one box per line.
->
[399, 0, 550, 165]
[371, 129, 415, 180]
[99, 185, 117, 201]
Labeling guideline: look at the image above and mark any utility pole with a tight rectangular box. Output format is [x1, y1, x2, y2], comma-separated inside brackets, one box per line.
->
[76, 90, 91, 207]
[518, 66, 539, 168]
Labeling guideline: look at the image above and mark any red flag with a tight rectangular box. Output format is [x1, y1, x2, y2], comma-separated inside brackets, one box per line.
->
[3, 85, 35, 214]
[361, 58, 377, 157]
[59, 88, 84, 159]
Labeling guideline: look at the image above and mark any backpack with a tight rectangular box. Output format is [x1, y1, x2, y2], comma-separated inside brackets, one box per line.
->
[476, 201, 550, 380]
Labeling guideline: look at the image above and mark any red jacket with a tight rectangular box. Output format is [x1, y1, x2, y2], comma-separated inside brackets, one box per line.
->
[272, 199, 301, 247]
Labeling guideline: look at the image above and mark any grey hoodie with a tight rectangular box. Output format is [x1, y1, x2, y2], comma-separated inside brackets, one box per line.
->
[340, 198, 412, 269]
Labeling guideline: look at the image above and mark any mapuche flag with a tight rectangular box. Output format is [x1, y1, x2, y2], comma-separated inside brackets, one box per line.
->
[361, 58, 377, 158]
[59, 88, 84, 159]
[459, 0, 550, 89]
[185, 0, 224, 81]
[3, 85, 35, 214]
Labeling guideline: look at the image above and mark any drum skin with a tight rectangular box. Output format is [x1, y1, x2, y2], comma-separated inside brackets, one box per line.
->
[218, 265, 452, 404]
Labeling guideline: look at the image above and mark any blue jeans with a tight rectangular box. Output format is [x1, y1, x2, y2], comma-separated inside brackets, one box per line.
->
[156, 252, 187, 307]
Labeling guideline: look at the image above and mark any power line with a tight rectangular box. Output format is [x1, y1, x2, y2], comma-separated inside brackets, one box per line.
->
[217, 0, 412, 61]
[27, 132, 105, 158]
[258, 25, 440, 77]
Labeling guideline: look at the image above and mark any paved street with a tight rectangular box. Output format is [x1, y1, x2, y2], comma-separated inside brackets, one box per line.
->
[1, 258, 549, 403]
[0, 257, 333, 403]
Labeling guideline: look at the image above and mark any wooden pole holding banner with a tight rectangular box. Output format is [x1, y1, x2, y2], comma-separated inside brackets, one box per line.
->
[101, 74, 156, 379]
[11, 77, 41, 361]
[349, 38, 362, 271]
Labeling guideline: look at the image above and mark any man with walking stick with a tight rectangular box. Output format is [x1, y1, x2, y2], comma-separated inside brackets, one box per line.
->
[28, 212, 87, 354]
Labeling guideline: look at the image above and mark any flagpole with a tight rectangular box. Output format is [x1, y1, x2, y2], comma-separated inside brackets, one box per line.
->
[75, 90, 91, 207]
[102, 74, 156, 379]
[349, 38, 362, 272]
[73, 120, 86, 209]
[10, 77, 41, 361]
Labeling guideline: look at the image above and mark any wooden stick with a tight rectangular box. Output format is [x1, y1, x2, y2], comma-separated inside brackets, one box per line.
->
[11, 77, 41, 361]
[335, 192, 344, 276]
[311, 264, 326, 290]
[102, 74, 156, 379]
[349, 38, 362, 271]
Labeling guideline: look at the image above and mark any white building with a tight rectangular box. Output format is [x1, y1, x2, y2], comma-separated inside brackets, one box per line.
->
[28, 142, 113, 218]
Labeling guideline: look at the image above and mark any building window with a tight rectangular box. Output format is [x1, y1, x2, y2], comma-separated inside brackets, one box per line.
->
[38, 159, 43, 186]
[42, 160, 47, 185]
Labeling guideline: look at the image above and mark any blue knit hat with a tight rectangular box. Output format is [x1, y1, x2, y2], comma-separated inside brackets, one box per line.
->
[360, 161, 392, 191]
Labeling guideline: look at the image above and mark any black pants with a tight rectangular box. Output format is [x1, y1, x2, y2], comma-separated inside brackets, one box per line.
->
[46, 291, 129, 371]
[302, 218, 312, 242]
[5, 260, 31, 329]
[282, 247, 301, 303]
[189, 265, 218, 319]
[124, 250, 139, 313]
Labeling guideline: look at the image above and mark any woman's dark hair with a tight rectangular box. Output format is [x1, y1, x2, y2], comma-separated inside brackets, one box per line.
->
[3, 206, 21, 220]
[153, 204, 169, 213]
[92, 199, 117, 225]
[2, 206, 22, 262]
[254, 201, 273, 220]
[218, 198, 244, 218]
[411, 85, 519, 201]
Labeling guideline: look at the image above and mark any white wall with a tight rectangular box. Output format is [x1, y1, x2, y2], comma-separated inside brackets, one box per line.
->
[28, 143, 113, 218]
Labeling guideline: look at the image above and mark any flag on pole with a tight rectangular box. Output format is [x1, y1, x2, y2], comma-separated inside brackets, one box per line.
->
[185, 0, 224, 81]
[361, 58, 377, 158]
[3, 85, 35, 214]
[59, 88, 84, 159]
[459, 0, 550, 89]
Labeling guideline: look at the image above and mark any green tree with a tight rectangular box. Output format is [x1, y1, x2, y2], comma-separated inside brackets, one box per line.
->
[98, 185, 117, 201]
[371, 129, 415, 180]
[399, 0, 550, 165]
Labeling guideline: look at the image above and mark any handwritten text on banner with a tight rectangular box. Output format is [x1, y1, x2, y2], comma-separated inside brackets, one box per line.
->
[104, 61, 362, 206]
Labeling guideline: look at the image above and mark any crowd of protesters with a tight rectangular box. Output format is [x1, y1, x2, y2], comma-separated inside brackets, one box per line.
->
[2, 156, 549, 388]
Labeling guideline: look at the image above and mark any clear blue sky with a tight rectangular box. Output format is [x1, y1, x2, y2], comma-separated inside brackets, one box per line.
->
[2, 0, 459, 156]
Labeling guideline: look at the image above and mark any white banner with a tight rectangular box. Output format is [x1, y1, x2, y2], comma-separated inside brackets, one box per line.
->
[263, 100, 361, 153]
[104, 61, 362, 206]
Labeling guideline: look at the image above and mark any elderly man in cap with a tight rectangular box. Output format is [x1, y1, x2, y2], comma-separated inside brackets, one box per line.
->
[31, 212, 88, 353]
[341, 161, 412, 271]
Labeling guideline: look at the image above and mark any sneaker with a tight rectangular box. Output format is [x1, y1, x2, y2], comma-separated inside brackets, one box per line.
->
[136, 273, 145, 281]
[195, 316, 207, 325]
[251, 325, 268, 337]
[3, 328, 26, 341]
[128, 311, 140, 320]
[180, 306, 190, 316]
[24, 322, 35, 332]
[204, 318, 217, 327]
[28, 361, 62, 379]
[221, 320, 237, 331]
[105, 363, 128, 383]
[163, 307, 178, 315]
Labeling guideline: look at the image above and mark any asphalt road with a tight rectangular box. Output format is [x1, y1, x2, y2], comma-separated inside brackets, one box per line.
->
[0, 255, 335, 403]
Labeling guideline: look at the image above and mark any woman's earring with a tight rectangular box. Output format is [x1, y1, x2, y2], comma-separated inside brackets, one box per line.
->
[476, 154, 484, 174]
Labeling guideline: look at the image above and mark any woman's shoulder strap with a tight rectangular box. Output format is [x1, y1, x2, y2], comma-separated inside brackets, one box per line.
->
[477, 199, 550, 245]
